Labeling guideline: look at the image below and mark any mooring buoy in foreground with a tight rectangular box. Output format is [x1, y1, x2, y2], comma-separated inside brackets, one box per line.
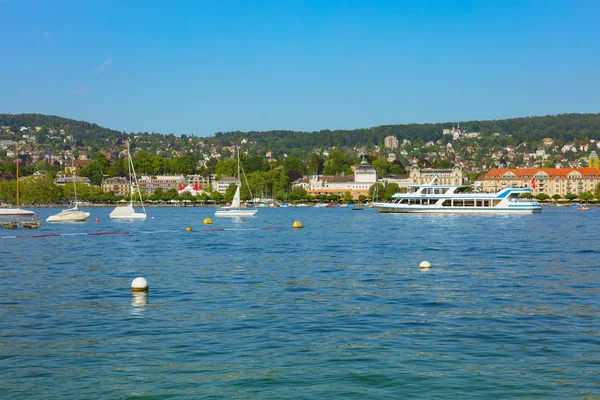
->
[419, 261, 431, 270]
[185, 226, 193, 232]
[131, 277, 149, 292]
[292, 220, 303, 229]
[203, 218, 212, 225]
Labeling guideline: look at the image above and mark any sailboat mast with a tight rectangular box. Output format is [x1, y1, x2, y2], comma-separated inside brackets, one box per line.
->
[15, 145, 19, 208]
[127, 140, 146, 214]
[71, 161, 78, 207]
[237, 146, 241, 189]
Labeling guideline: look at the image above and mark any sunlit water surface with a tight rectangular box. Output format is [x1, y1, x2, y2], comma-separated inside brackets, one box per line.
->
[1, 206, 599, 398]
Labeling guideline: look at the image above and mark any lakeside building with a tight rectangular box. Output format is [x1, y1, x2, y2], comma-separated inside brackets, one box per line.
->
[138, 175, 185, 195]
[380, 174, 411, 188]
[295, 157, 378, 200]
[213, 176, 240, 194]
[101, 177, 130, 197]
[102, 174, 211, 196]
[186, 175, 211, 190]
[478, 152, 599, 196]
[409, 166, 464, 186]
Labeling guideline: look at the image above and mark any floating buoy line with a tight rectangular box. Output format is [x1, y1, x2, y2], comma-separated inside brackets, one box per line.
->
[2, 224, 297, 239]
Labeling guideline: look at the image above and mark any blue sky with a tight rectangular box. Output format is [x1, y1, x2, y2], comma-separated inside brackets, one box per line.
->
[1, 0, 599, 136]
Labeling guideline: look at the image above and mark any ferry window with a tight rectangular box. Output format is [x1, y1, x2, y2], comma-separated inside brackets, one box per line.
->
[454, 200, 464, 207]
[464, 200, 474, 207]
[442, 200, 452, 206]
[493, 200, 501, 206]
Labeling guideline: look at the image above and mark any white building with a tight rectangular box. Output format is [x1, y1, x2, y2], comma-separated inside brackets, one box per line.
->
[213, 176, 240, 194]
[296, 157, 378, 200]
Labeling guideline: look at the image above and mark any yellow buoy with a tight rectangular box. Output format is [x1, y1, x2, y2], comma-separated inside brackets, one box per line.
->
[292, 220, 303, 229]
[185, 226, 193, 232]
[203, 218, 212, 225]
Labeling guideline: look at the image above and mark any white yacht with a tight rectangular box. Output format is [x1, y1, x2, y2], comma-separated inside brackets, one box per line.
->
[373, 183, 542, 214]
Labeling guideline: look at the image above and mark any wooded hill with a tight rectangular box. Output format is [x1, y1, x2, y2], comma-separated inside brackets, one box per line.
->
[2, 113, 600, 158]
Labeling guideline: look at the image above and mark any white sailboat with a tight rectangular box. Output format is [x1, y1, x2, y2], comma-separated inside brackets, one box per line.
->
[46, 163, 91, 223]
[215, 146, 258, 217]
[109, 141, 147, 220]
[1, 145, 35, 227]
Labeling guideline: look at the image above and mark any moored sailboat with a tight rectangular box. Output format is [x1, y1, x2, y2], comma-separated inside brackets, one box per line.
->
[1, 145, 38, 228]
[47, 163, 91, 223]
[214, 146, 258, 217]
[109, 141, 147, 220]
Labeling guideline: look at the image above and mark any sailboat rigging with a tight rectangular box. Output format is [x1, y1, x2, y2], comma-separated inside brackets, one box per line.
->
[109, 141, 147, 220]
[214, 146, 258, 217]
[1, 145, 37, 228]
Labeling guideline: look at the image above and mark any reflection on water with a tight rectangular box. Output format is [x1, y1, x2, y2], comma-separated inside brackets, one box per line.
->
[131, 292, 148, 309]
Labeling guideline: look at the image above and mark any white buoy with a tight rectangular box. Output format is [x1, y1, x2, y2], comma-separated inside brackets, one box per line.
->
[131, 277, 149, 292]
[419, 261, 431, 270]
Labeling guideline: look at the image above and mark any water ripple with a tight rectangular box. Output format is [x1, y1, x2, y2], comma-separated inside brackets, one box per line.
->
[0, 207, 599, 398]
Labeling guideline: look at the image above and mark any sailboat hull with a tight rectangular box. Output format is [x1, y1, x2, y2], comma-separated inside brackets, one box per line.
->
[0, 208, 35, 218]
[109, 213, 147, 220]
[214, 208, 258, 217]
[109, 203, 147, 220]
[46, 209, 91, 222]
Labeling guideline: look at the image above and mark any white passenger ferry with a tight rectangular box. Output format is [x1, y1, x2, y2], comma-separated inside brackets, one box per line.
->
[373, 183, 542, 214]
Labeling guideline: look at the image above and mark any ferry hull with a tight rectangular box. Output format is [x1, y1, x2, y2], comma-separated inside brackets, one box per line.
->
[374, 204, 542, 214]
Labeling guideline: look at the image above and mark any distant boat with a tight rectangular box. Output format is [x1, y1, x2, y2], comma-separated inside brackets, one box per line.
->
[215, 146, 258, 217]
[47, 164, 91, 223]
[21, 221, 42, 229]
[109, 141, 147, 220]
[352, 204, 364, 210]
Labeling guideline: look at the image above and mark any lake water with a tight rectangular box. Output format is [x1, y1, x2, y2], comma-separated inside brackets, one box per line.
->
[1, 206, 599, 399]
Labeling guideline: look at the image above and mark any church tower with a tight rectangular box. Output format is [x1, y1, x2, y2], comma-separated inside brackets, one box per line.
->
[589, 151, 599, 170]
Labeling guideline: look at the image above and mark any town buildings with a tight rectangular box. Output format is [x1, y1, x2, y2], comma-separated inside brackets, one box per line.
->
[295, 157, 378, 200]
[409, 166, 464, 186]
[213, 176, 239, 194]
[478, 151, 599, 196]
[138, 175, 185, 195]
[101, 177, 130, 197]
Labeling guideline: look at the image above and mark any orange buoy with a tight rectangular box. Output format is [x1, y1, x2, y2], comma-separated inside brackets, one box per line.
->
[95, 218, 100, 222]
